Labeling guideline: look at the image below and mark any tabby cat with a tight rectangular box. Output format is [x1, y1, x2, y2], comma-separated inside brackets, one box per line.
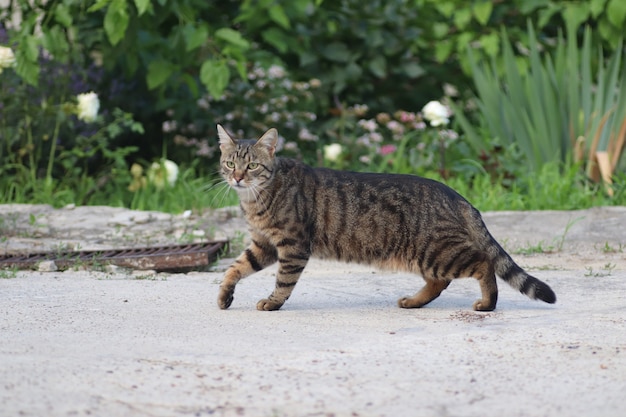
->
[216, 125, 556, 311]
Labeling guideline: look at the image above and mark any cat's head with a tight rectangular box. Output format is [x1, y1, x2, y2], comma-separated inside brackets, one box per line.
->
[217, 124, 278, 201]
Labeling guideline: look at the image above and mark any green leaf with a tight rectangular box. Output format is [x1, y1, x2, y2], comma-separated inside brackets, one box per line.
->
[200, 59, 230, 99]
[261, 27, 289, 53]
[299, 51, 317, 67]
[435, 40, 453, 62]
[607, 0, 626, 28]
[432, 22, 449, 39]
[183, 24, 209, 51]
[22, 35, 39, 61]
[181, 73, 199, 98]
[87, 0, 110, 12]
[368, 55, 386, 78]
[15, 47, 40, 86]
[538, 4, 562, 28]
[215, 28, 250, 49]
[321, 42, 350, 62]
[146, 59, 176, 90]
[54, 4, 73, 28]
[562, 2, 590, 32]
[104, 0, 129, 46]
[401, 61, 425, 78]
[473, 1, 493, 26]
[456, 32, 474, 52]
[268, 5, 290, 29]
[345, 62, 362, 79]
[134, 0, 150, 15]
[598, 17, 621, 48]
[126, 53, 138, 75]
[435, 1, 455, 18]
[454, 8, 472, 30]
[479, 32, 499, 57]
[42, 26, 70, 60]
[519, 0, 550, 14]
[590, 0, 607, 17]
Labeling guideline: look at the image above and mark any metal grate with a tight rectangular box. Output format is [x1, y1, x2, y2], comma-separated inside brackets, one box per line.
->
[0, 240, 229, 272]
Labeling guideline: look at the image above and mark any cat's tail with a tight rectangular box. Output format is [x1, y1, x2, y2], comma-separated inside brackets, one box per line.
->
[492, 241, 557, 304]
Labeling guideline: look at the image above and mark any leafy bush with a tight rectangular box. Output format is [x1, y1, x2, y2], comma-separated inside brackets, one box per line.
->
[0, 25, 142, 204]
[160, 62, 325, 167]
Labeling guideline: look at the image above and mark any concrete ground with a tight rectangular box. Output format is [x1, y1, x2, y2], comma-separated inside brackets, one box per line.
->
[1, 204, 625, 417]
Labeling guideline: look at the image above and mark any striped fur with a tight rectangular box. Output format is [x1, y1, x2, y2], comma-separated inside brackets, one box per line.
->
[216, 125, 556, 311]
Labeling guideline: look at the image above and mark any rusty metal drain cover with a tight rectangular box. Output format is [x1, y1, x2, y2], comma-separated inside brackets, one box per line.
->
[0, 241, 229, 272]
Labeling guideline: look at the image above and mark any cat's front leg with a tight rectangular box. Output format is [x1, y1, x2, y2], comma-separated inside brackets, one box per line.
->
[218, 237, 278, 309]
[256, 244, 310, 311]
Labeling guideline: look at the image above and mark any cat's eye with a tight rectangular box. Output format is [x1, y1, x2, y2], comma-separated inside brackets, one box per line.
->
[248, 162, 260, 170]
[225, 161, 235, 169]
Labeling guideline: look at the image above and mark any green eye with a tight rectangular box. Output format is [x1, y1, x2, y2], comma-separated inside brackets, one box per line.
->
[225, 161, 235, 169]
[248, 162, 260, 170]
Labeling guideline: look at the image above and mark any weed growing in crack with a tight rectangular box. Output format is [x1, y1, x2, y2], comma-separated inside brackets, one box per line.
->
[514, 216, 582, 255]
[596, 242, 625, 253]
[584, 263, 616, 277]
[0, 267, 18, 279]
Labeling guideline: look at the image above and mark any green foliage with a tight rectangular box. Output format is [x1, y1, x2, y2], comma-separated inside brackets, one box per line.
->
[165, 62, 324, 166]
[243, 0, 430, 111]
[2, 0, 626, 213]
[454, 22, 626, 179]
[86, 0, 249, 100]
[412, 0, 626, 69]
[441, 161, 626, 211]
[0, 48, 142, 205]
[3, 0, 249, 101]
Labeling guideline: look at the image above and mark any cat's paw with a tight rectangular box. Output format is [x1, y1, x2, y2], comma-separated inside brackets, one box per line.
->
[256, 298, 284, 311]
[397, 297, 425, 309]
[218, 287, 234, 310]
[472, 299, 496, 312]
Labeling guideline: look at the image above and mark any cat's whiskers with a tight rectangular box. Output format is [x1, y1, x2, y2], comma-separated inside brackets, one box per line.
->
[202, 174, 236, 208]
[214, 181, 235, 208]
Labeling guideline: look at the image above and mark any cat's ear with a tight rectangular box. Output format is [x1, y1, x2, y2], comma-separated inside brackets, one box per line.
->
[217, 124, 236, 150]
[256, 127, 278, 157]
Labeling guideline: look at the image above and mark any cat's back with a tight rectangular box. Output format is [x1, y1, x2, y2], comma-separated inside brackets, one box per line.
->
[302, 163, 471, 225]
[273, 159, 480, 264]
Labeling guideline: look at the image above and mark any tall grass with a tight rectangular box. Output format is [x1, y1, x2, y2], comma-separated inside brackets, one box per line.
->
[455, 22, 626, 191]
[439, 161, 625, 211]
[0, 166, 239, 213]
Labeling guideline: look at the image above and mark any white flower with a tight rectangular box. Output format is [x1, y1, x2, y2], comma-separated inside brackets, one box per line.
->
[267, 65, 286, 79]
[298, 128, 318, 141]
[357, 119, 378, 132]
[76, 92, 100, 123]
[323, 144, 343, 162]
[422, 100, 450, 127]
[182, 210, 192, 219]
[309, 78, 321, 88]
[0, 46, 16, 73]
[147, 159, 179, 189]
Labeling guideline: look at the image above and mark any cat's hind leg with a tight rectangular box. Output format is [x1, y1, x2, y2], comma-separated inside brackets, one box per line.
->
[398, 279, 450, 309]
[470, 259, 498, 311]
[256, 244, 310, 311]
[218, 237, 278, 309]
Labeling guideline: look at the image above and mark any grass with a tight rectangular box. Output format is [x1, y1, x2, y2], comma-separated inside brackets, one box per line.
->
[511, 216, 581, 255]
[0, 267, 18, 279]
[584, 263, 616, 277]
[0, 165, 239, 214]
[440, 162, 626, 211]
[0, 159, 624, 214]
[596, 242, 625, 253]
